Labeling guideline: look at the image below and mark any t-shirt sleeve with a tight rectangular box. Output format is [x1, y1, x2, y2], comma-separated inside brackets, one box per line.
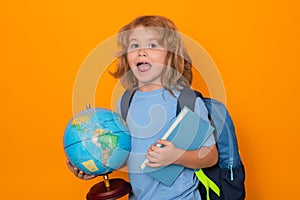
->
[194, 97, 216, 147]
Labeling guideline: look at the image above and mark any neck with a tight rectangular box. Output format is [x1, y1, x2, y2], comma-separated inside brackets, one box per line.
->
[138, 83, 163, 92]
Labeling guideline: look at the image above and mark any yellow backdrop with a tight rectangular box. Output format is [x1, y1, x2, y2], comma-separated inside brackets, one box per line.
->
[1, 0, 299, 199]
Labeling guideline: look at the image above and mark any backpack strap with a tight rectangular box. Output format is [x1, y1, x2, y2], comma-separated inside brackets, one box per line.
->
[195, 169, 221, 199]
[176, 87, 203, 115]
[178, 88, 221, 200]
[121, 87, 202, 118]
[120, 90, 136, 120]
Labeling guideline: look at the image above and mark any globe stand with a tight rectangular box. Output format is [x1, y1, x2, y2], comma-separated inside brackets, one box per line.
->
[86, 173, 132, 200]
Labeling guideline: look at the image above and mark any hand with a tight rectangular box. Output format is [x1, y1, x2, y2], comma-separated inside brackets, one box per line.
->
[145, 140, 184, 168]
[66, 160, 96, 180]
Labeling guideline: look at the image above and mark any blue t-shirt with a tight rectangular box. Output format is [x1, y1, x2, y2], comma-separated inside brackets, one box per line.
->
[118, 88, 215, 200]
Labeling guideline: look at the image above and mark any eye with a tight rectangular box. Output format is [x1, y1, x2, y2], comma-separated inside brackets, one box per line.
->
[148, 43, 159, 48]
[129, 43, 139, 49]
[128, 43, 139, 50]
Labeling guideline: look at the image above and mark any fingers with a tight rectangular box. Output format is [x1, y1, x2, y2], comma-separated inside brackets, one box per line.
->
[66, 160, 95, 180]
[145, 151, 158, 162]
[66, 160, 78, 174]
[146, 140, 171, 163]
[145, 140, 181, 168]
[77, 170, 95, 180]
[145, 154, 162, 168]
[148, 140, 172, 152]
[77, 170, 84, 179]
[84, 174, 96, 180]
[145, 161, 162, 168]
[148, 144, 159, 152]
[156, 139, 172, 146]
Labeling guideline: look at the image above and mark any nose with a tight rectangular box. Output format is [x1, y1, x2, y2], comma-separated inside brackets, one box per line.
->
[138, 48, 148, 57]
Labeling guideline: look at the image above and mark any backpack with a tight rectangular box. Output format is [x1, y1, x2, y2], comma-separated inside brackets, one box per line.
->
[120, 87, 246, 200]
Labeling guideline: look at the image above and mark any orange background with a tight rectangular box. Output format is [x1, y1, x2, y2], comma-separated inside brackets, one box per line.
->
[1, 0, 299, 199]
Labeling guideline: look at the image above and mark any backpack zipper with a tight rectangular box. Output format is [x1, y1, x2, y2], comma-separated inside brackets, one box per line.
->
[227, 116, 234, 181]
[229, 158, 234, 181]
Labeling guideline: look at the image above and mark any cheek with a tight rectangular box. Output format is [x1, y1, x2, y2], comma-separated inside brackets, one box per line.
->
[126, 53, 135, 68]
[154, 52, 167, 65]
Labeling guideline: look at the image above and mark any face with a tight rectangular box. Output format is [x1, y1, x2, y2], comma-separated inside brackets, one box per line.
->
[126, 26, 168, 91]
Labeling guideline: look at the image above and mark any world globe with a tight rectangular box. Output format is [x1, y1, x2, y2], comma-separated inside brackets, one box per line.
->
[63, 107, 131, 176]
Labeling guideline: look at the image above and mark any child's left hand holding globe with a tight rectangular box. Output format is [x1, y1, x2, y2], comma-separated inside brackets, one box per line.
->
[66, 160, 96, 180]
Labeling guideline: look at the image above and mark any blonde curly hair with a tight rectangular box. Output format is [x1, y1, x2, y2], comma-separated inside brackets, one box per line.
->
[111, 15, 193, 94]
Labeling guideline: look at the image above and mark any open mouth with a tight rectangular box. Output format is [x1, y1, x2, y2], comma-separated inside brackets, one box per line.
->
[136, 62, 152, 72]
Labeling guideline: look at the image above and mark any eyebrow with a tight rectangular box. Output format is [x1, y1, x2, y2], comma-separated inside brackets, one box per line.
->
[128, 38, 158, 43]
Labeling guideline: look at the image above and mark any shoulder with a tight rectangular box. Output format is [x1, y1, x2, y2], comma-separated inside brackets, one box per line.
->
[194, 96, 209, 122]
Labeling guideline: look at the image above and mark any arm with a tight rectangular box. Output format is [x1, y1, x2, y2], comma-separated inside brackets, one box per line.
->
[145, 139, 218, 169]
[175, 144, 218, 169]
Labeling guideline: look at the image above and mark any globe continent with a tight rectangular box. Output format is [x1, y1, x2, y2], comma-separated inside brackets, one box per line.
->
[64, 107, 131, 175]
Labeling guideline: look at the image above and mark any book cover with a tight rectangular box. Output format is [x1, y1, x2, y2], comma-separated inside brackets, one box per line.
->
[140, 106, 214, 186]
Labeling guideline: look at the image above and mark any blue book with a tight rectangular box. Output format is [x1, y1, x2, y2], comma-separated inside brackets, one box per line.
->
[140, 106, 214, 186]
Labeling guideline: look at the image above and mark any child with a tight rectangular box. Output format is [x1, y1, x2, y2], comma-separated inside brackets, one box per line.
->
[67, 15, 218, 199]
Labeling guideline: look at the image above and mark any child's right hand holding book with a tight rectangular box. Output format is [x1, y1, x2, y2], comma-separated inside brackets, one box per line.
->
[145, 139, 184, 168]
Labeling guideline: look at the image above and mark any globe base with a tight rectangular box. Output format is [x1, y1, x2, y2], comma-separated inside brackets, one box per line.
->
[86, 178, 131, 200]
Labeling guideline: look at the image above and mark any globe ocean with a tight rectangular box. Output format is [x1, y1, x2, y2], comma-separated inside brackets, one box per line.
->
[64, 107, 131, 175]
